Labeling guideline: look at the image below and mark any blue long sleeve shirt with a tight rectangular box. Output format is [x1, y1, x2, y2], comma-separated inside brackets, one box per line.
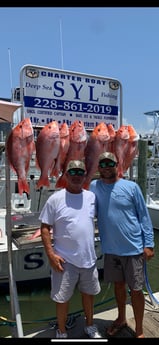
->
[90, 178, 154, 255]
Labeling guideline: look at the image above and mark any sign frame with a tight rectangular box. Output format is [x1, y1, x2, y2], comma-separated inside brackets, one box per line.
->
[20, 64, 123, 129]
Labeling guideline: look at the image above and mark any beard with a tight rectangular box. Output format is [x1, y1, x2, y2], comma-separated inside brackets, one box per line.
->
[100, 170, 117, 179]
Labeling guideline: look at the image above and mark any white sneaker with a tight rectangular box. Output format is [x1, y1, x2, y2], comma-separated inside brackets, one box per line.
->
[56, 329, 68, 338]
[84, 324, 102, 338]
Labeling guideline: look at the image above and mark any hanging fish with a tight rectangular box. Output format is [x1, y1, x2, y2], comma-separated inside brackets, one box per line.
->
[123, 124, 139, 173]
[50, 122, 70, 178]
[55, 120, 87, 189]
[6, 117, 35, 195]
[36, 120, 60, 189]
[114, 125, 130, 178]
[106, 123, 116, 153]
[83, 122, 110, 190]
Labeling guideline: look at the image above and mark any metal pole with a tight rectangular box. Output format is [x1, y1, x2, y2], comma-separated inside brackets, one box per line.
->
[119, 82, 123, 126]
[5, 130, 24, 337]
[137, 139, 148, 201]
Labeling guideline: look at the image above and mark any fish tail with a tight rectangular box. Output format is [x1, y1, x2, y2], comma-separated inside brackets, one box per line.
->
[36, 177, 50, 189]
[18, 179, 30, 195]
[117, 171, 124, 178]
[55, 175, 67, 189]
[50, 167, 59, 178]
[82, 183, 90, 190]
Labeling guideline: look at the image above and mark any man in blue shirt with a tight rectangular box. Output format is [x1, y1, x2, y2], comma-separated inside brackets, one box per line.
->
[90, 151, 154, 338]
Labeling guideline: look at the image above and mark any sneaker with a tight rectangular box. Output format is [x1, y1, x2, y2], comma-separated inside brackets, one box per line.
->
[84, 324, 102, 338]
[56, 329, 68, 338]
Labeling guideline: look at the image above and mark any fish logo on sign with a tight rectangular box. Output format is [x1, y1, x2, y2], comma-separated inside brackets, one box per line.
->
[26, 68, 39, 78]
[109, 81, 119, 90]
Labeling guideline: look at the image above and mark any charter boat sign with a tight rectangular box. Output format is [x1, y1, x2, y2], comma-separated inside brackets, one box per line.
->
[20, 64, 122, 129]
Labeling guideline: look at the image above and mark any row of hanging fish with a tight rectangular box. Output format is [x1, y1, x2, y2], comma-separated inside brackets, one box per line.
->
[6, 117, 139, 195]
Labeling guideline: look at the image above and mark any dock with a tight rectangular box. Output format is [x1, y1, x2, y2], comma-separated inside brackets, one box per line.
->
[4, 292, 159, 340]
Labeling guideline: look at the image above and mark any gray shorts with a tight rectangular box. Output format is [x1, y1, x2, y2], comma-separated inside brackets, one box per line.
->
[50, 261, 101, 303]
[104, 253, 145, 290]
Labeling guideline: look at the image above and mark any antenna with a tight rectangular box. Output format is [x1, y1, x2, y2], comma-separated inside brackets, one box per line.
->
[8, 48, 13, 100]
[59, 19, 64, 69]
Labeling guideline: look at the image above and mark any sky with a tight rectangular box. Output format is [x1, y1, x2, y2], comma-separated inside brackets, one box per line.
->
[0, 6, 159, 135]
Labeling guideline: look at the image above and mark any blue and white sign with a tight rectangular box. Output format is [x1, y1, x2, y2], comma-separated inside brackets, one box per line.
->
[20, 65, 122, 129]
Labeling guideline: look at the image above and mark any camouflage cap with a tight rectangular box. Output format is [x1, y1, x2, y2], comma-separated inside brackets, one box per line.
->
[66, 160, 86, 171]
[99, 152, 117, 163]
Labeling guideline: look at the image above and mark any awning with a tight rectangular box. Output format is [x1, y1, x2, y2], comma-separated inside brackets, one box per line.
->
[0, 100, 22, 123]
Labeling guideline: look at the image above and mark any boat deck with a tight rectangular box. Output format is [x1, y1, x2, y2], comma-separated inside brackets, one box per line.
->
[5, 292, 159, 340]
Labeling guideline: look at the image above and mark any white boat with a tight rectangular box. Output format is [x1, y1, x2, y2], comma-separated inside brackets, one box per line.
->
[146, 162, 159, 230]
[146, 197, 159, 230]
[0, 208, 50, 283]
[142, 111, 159, 229]
[0, 203, 104, 283]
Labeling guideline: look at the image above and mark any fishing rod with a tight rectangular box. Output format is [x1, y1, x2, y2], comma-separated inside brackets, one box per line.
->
[144, 260, 159, 308]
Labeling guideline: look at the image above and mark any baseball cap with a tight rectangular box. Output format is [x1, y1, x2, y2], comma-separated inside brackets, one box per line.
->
[66, 160, 86, 172]
[99, 152, 117, 163]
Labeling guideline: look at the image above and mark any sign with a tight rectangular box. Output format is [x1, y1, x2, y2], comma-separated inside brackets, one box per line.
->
[20, 64, 122, 129]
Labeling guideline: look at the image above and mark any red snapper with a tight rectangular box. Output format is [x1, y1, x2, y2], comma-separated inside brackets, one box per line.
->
[6, 117, 35, 195]
[36, 120, 60, 189]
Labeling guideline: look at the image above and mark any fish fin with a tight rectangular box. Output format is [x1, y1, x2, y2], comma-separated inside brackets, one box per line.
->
[50, 160, 60, 178]
[117, 172, 124, 178]
[18, 179, 30, 195]
[50, 169, 60, 179]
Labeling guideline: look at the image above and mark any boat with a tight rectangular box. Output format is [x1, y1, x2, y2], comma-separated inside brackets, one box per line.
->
[135, 148, 159, 230]
[146, 198, 159, 230]
[0, 206, 103, 283]
[123, 110, 159, 231]
[146, 156, 159, 230]
[141, 110, 159, 230]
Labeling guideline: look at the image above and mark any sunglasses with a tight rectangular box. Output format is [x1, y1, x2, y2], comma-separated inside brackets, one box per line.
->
[99, 161, 116, 168]
[68, 169, 85, 176]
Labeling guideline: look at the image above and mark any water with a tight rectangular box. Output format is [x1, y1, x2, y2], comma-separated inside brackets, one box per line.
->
[145, 229, 159, 292]
[0, 230, 159, 338]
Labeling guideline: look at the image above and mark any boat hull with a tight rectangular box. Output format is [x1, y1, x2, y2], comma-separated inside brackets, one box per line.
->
[0, 211, 104, 282]
[147, 202, 159, 230]
[0, 240, 104, 283]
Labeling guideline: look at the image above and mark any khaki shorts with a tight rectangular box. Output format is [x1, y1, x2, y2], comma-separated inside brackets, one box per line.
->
[104, 253, 144, 290]
[51, 261, 101, 303]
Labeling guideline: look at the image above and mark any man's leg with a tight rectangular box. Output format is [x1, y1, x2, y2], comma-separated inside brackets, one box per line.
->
[56, 301, 69, 333]
[131, 289, 145, 338]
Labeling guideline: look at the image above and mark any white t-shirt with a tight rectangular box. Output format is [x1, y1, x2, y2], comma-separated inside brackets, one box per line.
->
[39, 189, 97, 268]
